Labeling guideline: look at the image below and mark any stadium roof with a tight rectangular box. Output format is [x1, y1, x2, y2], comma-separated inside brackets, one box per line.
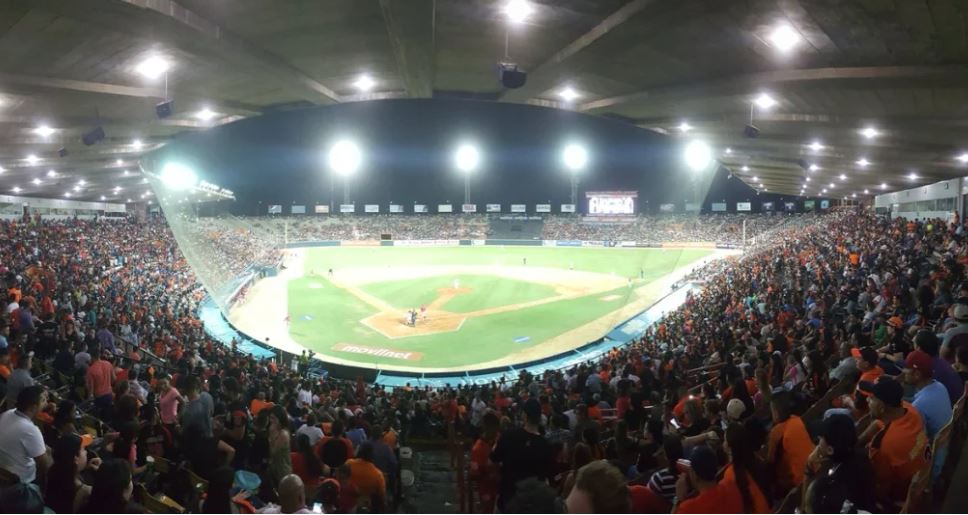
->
[2, 0, 968, 201]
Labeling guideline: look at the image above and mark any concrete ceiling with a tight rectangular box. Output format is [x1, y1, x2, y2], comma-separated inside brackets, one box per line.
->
[2, 0, 968, 202]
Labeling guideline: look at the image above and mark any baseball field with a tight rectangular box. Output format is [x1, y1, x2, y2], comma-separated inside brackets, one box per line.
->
[229, 246, 716, 372]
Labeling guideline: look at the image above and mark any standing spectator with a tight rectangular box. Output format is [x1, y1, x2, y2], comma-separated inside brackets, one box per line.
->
[345, 442, 386, 511]
[564, 461, 629, 514]
[491, 398, 553, 510]
[85, 348, 115, 420]
[156, 374, 181, 436]
[5, 351, 35, 408]
[0, 386, 50, 484]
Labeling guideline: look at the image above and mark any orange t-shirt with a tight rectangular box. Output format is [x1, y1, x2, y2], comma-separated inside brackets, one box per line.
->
[869, 404, 929, 506]
[676, 484, 743, 514]
[767, 415, 813, 493]
[346, 458, 386, 500]
[859, 366, 884, 385]
[720, 465, 770, 513]
[0, 364, 10, 380]
[250, 399, 274, 416]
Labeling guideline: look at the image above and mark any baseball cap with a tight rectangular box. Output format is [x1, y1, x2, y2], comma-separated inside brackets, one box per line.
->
[726, 398, 745, 420]
[818, 414, 857, 460]
[850, 347, 878, 365]
[954, 303, 968, 322]
[686, 444, 718, 482]
[857, 377, 903, 407]
[904, 349, 934, 378]
[887, 316, 904, 328]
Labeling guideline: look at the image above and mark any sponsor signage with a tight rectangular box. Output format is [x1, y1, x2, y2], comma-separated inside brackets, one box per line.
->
[438, 204, 453, 213]
[587, 191, 637, 215]
[556, 240, 582, 247]
[394, 239, 460, 247]
[333, 343, 422, 361]
[291, 205, 306, 214]
[268, 204, 282, 214]
[542, 240, 556, 247]
[736, 202, 751, 212]
[511, 204, 526, 213]
[314, 205, 330, 214]
[340, 204, 355, 213]
[620, 241, 637, 247]
[462, 203, 477, 213]
[364, 204, 379, 213]
[486, 203, 501, 213]
[711, 202, 727, 212]
[414, 204, 428, 213]
[659, 203, 675, 213]
[535, 204, 551, 213]
[560, 203, 576, 213]
[820, 200, 830, 209]
[784, 202, 796, 211]
[762, 201, 775, 211]
[581, 241, 605, 247]
[685, 202, 701, 212]
[389, 204, 403, 213]
[341, 240, 380, 247]
[472, 239, 486, 246]
[804, 200, 815, 211]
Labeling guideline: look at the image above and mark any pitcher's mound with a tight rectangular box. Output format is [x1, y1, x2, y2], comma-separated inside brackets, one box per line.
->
[361, 310, 466, 339]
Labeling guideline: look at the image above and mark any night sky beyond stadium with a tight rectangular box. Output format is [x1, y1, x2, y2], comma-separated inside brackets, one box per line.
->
[155, 99, 760, 213]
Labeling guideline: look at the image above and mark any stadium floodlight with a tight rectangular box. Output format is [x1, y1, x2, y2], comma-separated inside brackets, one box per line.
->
[957, 153, 968, 164]
[856, 158, 870, 167]
[132, 139, 143, 149]
[354, 75, 375, 92]
[677, 122, 692, 133]
[504, 0, 532, 23]
[195, 108, 217, 121]
[741, 165, 749, 172]
[839, 174, 846, 181]
[11, 187, 20, 193]
[328, 140, 362, 177]
[683, 140, 712, 172]
[160, 162, 198, 190]
[135, 55, 170, 79]
[908, 172, 918, 181]
[34, 125, 55, 137]
[32, 178, 41, 185]
[808, 164, 819, 172]
[454, 144, 481, 174]
[864, 189, 869, 194]
[559, 87, 579, 102]
[860, 127, 879, 139]
[47, 170, 56, 177]
[808, 140, 824, 152]
[767, 25, 800, 52]
[25, 154, 38, 165]
[725, 147, 732, 154]
[562, 144, 588, 172]
[753, 93, 777, 110]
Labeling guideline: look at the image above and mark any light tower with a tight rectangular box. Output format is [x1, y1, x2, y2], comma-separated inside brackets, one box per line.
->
[454, 143, 480, 205]
[562, 143, 588, 206]
[328, 140, 362, 205]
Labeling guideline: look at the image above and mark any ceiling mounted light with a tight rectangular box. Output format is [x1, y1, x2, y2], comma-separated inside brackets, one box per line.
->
[116, 159, 123, 166]
[32, 178, 41, 185]
[805, 177, 811, 182]
[753, 176, 760, 182]
[753, 93, 777, 109]
[808, 141, 824, 152]
[856, 158, 870, 167]
[808, 164, 819, 172]
[132, 139, 143, 149]
[851, 193, 857, 198]
[34, 125, 55, 137]
[908, 172, 918, 180]
[839, 174, 846, 181]
[725, 148, 732, 154]
[126, 198, 132, 203]
[354, 75, 375, 92]
[863, 189, 869, 194]
[767, 25, 800, 52]
[558, 87, 579, 102]
[957, 153, 968, 164]
[829, 183, 835, 188]
[47, 170, 56, 177]
[78, 179, 86, 186]
[135, 55, 170, 79]
[822, 188, 827, 193]
[880, 183, 887, 190]
[195, 108, 217, 121]
[100, 195, 106, 201]
[741, 165, 749, 172]
[123, 170, 130, 176]
[677, 122, 692, 133]
[11, 187, 20, 193]
[25, 154, 38, 165]
[73, 185, 80, 192]
[683, 140, 713, 172]
[0, 166, 5, 174]
[860, 127, 879, 139]
[504, 0, 533, 23]
[64, 192, 71, 198]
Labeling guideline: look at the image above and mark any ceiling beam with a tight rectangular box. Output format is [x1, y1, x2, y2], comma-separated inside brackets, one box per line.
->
[380, 0, 435, 98]
[0, 72, 263, 115]
[498, 0, 657, 103]
[27, 0, 342, 105]
[581, 65, 968, 112]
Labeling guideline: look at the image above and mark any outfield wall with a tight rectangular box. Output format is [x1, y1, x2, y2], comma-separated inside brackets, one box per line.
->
[199, 239, 730, 386]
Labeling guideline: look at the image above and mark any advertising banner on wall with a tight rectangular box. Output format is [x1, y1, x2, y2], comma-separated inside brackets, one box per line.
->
[268, 205, 282, 214]
[291, 205, 306, 214]
[364, 204, 379, 213]
[587, 191, 636, 215]
[438, 204, 453, 213]
[685, 202, 700, 212]
[414, 204, 427, 213]
[736, 202, 751, 212]
[659, 203, 675, 213]
[462, 204, 477, 213]
[535, 204, 551, 213]
[762, 202, 775, 211]
[820, 200, 830, 209]
[339, 204, 355, 213]
[389, 204, 403, 213]
[486, 203, 501, 213]
[511, 204, 526, 213]
[314, 205, 329, 214]
[804, 200, 815, 211]
[560, 204, 576, 213]
[784, 202, 796, 211]
[711, 202, 727, 212]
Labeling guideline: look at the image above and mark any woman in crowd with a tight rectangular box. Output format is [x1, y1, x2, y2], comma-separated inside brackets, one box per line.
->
[47, 434, 99, 514]
[82, 459, 137, 514]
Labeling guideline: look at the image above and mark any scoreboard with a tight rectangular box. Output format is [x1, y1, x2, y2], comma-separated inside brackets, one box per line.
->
[586, 191, 637, 215]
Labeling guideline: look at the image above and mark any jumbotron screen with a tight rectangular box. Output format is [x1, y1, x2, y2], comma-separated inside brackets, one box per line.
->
[586, 191, 637, 215]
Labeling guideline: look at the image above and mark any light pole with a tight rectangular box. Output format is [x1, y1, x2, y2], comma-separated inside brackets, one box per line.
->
[562, 143, 588, 207]
[328, 140, 361, 207]
[454, 143, 480, 205]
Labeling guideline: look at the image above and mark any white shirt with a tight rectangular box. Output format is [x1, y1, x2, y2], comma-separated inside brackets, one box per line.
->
[297, 388, 314, 406]
[295, 424, 325, 447]
[4, 302, 17, 315]
[0, 409, 46, 483]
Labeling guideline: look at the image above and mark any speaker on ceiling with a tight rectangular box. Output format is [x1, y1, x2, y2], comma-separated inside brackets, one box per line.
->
[498, 63, 527, 89]
[743, 124, 760, 138]
[156, 100, 174, 119]
[58, 147, 68, 158]
[82, 126, 105, 146]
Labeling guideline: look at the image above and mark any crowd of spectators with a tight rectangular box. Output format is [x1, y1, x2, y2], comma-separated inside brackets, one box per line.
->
[0, 209, 967, 514]
[541, 213, 802, 245]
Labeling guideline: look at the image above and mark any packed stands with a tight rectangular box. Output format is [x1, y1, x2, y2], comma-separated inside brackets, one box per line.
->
[1, 210, 967, 513]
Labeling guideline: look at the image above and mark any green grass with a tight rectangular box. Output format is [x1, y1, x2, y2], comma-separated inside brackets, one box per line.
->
[360, 274, 559, 313]
[287, 246, 711, 369]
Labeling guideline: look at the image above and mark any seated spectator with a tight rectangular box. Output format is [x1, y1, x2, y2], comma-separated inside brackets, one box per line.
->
[81, 459, 138, 513]
[0, 385, 50, 485]
[766, 390, 813, 496]
[803, 414, 876, 513]
[295, 413, 324, 447]
[259, 474, 312, 514]
[903, 349, 953, 439]
[345, 442, 386, 511]
[914, 330, 963, 404]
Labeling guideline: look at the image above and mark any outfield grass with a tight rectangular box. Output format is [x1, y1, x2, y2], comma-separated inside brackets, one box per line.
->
[287, 246, 710, 369]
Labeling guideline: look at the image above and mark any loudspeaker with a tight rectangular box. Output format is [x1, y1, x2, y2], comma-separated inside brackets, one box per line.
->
[743, 124, 760, 138]
[499, 65, 527, 89]
[58, 147, 68, 158]
[797, 158, 808, 169]
[155, 100, 173, 119]
[82, 126, 105, 146]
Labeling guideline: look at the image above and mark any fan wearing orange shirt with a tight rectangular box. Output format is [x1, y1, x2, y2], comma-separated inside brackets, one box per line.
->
[469, 413, 500, 513]
[766, 391, 813, 497]
[858, 377, 929, 510]
[345, 442, 387, 511]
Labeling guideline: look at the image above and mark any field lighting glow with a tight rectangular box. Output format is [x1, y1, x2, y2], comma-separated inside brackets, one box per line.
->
[562, 144, 588, 172]
[454, 144, 481, 173]
[328, 140, 362, 177]
[683, 140, 712, 172]
[160, 163, 198, 190]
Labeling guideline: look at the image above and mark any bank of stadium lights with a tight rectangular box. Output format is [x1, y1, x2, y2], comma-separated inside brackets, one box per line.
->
[753, 93, 777, 110]
[354, 75, 375, 92]
[956, 153, 968, 164]
[856, 158, 870, 168]
[328, 140, 362, 177]
[132, 139, 143, 150]
[135, 55, 170, 79]
[860, 127, 879, 140]
[160, 163, 198, 190]
[767, 25, 801, 53]
[11, 187, 20, 194]
[677, 122, 692, 133]
[808, 164, 819, 172]
[26, 154, 39, 165]
[34, 125, 55, 138]
[683, 140, 712, 172]
[504, 0, 533, 23]
[195, 108, 217, 121]
[808, 141, 824, 152]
